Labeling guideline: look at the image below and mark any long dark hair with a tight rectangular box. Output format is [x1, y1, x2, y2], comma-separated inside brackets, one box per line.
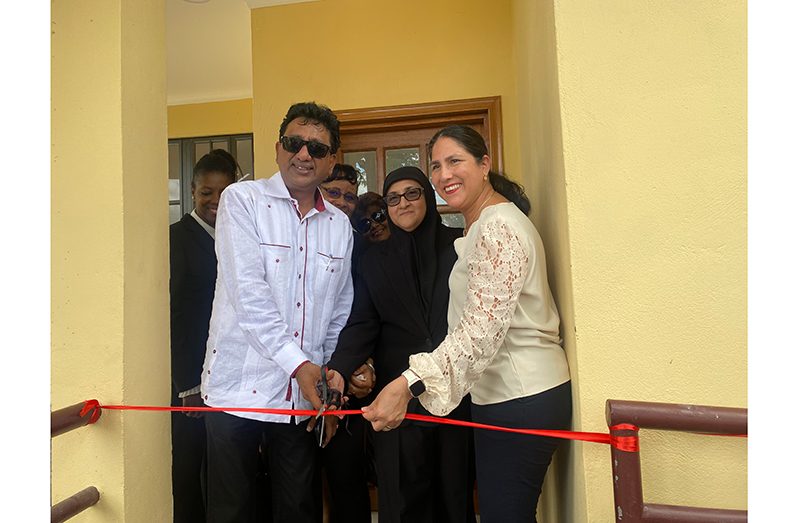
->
[428, 125, 531, 216]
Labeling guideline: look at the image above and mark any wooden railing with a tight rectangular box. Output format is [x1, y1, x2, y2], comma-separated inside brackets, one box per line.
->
[606, 399, 747, 523]
[51, 401, 102, 522]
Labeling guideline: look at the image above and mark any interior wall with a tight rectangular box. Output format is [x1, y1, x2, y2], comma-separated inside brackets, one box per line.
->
[551, 1, 748, 519]
[51, 1, 171, 520]
[168, 98, 253, 138]
[250, 0, 519, 183]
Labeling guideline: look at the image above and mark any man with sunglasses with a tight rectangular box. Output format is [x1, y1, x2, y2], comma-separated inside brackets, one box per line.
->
[201, 102, 353, 523]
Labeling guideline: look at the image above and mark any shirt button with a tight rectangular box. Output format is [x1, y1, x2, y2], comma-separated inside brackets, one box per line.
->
[212, 349, 216, 354]
[297, 302, 301, 307]
[331, 269, 335, 273]
[268, 204, 271, 208]
[204, 395, 208, 400]
[299, 246, 303, 251]
[276, 259, 280, 263]
[298, 274, 301, 279]
[294, 331, 299, 337]
[252, 390, 257, 394]
[207, 370, 210, 374]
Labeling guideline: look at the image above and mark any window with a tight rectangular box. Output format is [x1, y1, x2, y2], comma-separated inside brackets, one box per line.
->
[168, 133, 254, 224]
[335, 97, 503, 229]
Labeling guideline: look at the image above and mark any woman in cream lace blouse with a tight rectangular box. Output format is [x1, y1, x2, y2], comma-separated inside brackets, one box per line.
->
[361, 125, 572, 522]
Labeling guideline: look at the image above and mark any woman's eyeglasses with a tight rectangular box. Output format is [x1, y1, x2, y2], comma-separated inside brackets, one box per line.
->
[279, 135, 332, 159]
[354, 210, 388, 235]
[321, 185, 358, 204]
[383, 186, 424, 207]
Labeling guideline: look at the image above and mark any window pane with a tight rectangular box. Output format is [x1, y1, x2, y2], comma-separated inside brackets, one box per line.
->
[195, 141, 210, 159]
[385, 147, 420, 172]
[212, 139, 228, 151]
[169, 142, 181, 180]
[169, 203, 183, 225]
[169, 179, 181, 202]
[343, 151, 377, 194]
[441, 213, 465, 229]
[235, 138, 254, 181]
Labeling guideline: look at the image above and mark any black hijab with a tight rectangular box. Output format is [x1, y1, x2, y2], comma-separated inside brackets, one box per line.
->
[383, 166, 441, 323]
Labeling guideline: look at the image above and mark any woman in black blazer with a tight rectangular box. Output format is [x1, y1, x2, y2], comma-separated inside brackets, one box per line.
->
[327, 166, 475, 523]
[169, 149, 237, 523]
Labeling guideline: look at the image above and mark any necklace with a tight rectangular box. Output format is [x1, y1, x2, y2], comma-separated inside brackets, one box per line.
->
[463, 189, 494, 236]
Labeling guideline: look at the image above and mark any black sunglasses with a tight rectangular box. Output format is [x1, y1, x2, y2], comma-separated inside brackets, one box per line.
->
[354, 210, 388, 235]
[321, 185, 358, 204]
[384, 186, 424, 207]
[279, 135, 332, 159]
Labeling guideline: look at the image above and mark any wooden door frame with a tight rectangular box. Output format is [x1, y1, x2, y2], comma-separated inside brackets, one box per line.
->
[335, 96, 504, 172]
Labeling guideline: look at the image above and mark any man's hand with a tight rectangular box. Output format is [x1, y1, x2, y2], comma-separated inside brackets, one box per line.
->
[347, 361, 375, 399]
[327, 368, 346, 396]
[296, 363, 345, 436]
[182, 393, 206, 418]
[361, 375, 412, 432]
[295, 362, 324, 412]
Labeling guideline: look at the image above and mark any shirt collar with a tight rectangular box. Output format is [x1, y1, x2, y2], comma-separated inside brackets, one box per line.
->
[190, 209, 215, 239]
[264, 171, 334, 216]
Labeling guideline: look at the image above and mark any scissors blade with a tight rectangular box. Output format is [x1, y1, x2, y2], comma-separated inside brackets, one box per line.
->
[317, 364, 328, 447]
[316, 406, 324, 447]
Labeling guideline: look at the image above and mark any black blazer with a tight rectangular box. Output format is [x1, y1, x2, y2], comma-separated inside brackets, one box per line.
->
[170, 213, 218, 398]
[328, 224, 470, 420]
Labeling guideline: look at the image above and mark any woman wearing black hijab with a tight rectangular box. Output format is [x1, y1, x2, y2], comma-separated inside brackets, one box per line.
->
[327, 166, 475, 523]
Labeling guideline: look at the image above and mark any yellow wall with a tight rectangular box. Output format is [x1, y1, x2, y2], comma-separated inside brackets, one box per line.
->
[542, 0, 747, 520]
[250, 0, 519, 180]
[52, 1, 171, 520]
[167, 98, 253, 138]
[512, 0, 584, 520]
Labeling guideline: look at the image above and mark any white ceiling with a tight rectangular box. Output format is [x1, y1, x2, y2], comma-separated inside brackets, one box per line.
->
[166, 0, 319, 105]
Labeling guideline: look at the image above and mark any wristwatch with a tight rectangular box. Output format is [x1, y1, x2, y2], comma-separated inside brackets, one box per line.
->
[401, 369, 426, 398]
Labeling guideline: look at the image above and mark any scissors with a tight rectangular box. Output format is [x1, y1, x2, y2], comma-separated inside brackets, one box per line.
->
[314, 365, 342, 447]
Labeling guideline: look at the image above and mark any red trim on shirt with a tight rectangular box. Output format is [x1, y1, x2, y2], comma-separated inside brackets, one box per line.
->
[314, 189, 326, 212]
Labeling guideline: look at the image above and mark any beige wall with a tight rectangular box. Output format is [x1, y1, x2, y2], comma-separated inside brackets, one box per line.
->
[519, 0, 747, 520]
[168, 98, 253, 138]
[512, 0, 584, 520]
[250, 0, 520, 181]
[51, 1, 171, 520]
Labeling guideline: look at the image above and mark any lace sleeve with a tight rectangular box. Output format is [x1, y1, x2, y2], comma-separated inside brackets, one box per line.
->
[408, 217, 530, 415]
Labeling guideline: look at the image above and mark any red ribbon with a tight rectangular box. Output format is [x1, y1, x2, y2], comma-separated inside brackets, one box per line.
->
[80, 401, 748, 453]
[89, 400, 643, 452]
[79, 399, 102, 424]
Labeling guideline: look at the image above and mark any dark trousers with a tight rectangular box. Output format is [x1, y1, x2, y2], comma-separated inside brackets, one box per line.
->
[321, 413, 372, 523]
[171, 410, 206, 523]
[471, 381, 573, 523]
[373, 422, 476, 523]
[205, 411, 320, 523]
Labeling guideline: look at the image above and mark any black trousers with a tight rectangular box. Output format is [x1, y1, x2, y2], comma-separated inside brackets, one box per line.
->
[471, 381, 573, 523]
[171, 410, 206, 523]
[320, 413, 372, 523]
[373, 422, 476, 523]
[205, 411, 320, 523]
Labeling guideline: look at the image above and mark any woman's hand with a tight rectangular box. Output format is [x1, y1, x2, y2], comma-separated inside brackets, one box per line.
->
[348, 360, 376, 399]
[362, 375, 412, 432]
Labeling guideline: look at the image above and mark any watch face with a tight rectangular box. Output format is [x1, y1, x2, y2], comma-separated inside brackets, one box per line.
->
[410, 380, 426, 398]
